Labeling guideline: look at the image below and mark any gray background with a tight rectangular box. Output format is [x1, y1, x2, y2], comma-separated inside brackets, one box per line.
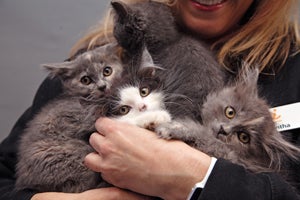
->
[0, 0, 109, 141]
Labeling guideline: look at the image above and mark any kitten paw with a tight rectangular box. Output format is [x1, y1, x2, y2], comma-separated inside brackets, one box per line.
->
[156, 121, 186, 140]
[156, 126, 173, 140]
[144, 111, 171, 130]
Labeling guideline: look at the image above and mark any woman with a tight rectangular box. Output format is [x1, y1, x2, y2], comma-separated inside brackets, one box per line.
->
[0, 0, 299, 199]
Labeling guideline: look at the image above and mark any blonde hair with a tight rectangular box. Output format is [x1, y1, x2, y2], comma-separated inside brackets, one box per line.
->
[70, 0, 300, 72]
[215, 0, 300, 72]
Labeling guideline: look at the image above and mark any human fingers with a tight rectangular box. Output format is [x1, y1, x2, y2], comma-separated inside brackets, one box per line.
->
[94, 117, 117, 137]
[79, 187, 154, 200]
[89, 132, 105, 153]
[84, 152, 103, 173]
[30, 188, 155, 200]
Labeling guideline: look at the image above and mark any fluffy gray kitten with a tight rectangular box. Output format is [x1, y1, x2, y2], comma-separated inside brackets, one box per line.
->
[111, 0, 226, 121]
[156, 68, 300, 173]
[16, 43, 124, 192]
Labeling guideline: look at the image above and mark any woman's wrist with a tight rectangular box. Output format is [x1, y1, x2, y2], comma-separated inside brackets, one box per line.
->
[157, 141, 212, 200]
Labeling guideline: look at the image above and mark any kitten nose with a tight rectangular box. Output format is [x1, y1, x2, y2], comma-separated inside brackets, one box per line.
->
[218, 125, 228, 135]
[98, 85, 106, 92]
[139, 104, 147, 112]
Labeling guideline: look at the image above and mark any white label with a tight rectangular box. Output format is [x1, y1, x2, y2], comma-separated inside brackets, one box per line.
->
[270, 102, 300, 132]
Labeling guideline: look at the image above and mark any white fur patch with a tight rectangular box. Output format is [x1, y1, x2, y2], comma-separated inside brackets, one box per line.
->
[119, 86, 164, 112]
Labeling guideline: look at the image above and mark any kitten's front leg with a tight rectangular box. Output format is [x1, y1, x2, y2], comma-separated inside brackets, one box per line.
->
[136, 110, 172, 129]
[156, 118, 204, 142]
[115, 110, 172, 130]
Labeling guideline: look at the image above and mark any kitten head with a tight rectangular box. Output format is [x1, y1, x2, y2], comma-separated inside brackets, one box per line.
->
[43, 43, 124, 99]
[105, 47, 164, 118]
[111, 0, 179, 53]
[110, 70, 163, 118]
[202, 68, 300, 172]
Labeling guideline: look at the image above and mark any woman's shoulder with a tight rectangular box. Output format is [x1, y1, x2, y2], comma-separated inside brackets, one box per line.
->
[284, 51, 300, 73]
[258, 51, 300, 107]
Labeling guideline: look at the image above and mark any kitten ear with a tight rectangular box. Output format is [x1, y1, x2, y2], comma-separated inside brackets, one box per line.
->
[140, 47, 164, 69]
[236, 63, 260, 96]
[97, 42, 123, 59]
[42, 61, 74, 79]
[140, 47, 154, 68]
[137, 67, 156, 78]
[137, 47, 165, 79]
[101, 42, 119, 52]
[111, 0, 130, 21]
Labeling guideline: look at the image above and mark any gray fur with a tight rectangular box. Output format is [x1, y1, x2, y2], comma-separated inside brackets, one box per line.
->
[16, 43, 123, 192]
[110, 62, 300, 173]
[110, 0, 300, 172]
[156, 68, 300, 173]
[43, 42, 123, 99]
[111, 0, 226, 121]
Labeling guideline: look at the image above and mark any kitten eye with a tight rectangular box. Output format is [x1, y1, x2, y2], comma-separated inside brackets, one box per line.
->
[103, 66, 113, 77]
[224, 106, 236, 119]
[140, 87, 150, 97]
[80, 76, 92, 85]
[118, 105, 131, 115]
[237, 132, 250, 144]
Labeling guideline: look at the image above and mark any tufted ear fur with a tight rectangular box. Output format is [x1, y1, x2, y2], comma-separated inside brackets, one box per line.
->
[140, 47, 154, 68]
[138, 47, 164, 77]
[42, 61, 75, 79]
[234, 64, 260, 98]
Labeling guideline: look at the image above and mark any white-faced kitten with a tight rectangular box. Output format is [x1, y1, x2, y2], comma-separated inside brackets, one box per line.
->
[108, 66, 172, 129]
[16, 43, 123, 193]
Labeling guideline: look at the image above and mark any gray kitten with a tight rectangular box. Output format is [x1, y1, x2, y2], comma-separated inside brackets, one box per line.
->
[156, 68, 300, 173]
[16, 43, 123, 192]
[111, 0, 226, 121]
[43, 43, 124, 99]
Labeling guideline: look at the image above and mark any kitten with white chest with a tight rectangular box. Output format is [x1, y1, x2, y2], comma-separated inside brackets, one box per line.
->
[108, 68, 172, 129]
[16, 43, 123, 193]
[106, 49, 172, 129]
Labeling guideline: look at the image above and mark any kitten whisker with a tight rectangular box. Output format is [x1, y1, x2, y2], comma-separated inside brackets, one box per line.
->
[164, 93, 194, 104]
[243, 117, 265, 126]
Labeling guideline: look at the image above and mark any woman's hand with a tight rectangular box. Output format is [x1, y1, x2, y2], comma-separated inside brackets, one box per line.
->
[85, 118, 212, 200]
[31, 187, 153, 200]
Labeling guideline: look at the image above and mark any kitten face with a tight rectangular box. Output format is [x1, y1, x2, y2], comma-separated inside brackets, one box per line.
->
[43, 43, 123, 99]
[114, 84, 164, 117]
[201, 75, 277, 163]
[105, 65, 172, 128]
[109, 82, 172, 129]
[204, 87, 264, 136]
